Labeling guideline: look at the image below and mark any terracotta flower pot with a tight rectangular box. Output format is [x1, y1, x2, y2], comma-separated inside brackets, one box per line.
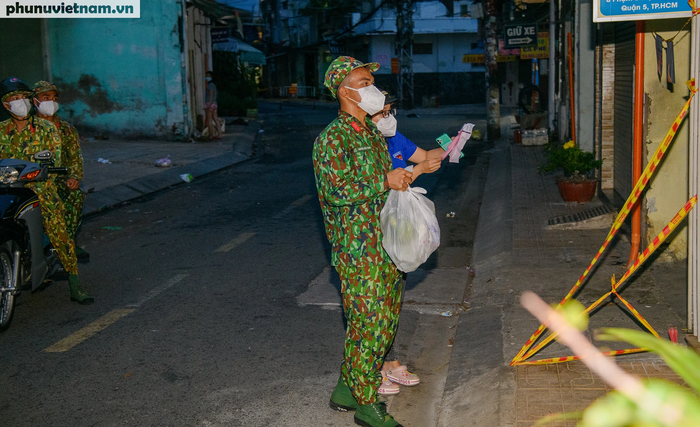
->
[557, 179, 597, 203]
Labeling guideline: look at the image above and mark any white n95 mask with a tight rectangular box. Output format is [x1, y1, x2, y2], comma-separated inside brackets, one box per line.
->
[6, 99, 31, 117]
[376, 114, 397, 137]
[37, 100, 59, 116]
[345, 85, 385, 116]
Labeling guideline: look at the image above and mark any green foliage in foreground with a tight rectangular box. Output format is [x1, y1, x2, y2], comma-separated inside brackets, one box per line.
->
[536, 328, 700, 427]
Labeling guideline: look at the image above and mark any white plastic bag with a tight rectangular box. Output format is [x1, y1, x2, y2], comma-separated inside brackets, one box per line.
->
[381, 186, 441, 273]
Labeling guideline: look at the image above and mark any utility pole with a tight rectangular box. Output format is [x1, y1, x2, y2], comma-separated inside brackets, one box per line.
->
[484, 0, 500, 139]
[394, 0, 414, 109]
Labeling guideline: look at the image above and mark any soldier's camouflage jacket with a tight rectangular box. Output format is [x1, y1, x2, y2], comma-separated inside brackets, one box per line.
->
[54, 119, 83, 182]
[0, 116, 62, 165]
[313, 111, 393, 267]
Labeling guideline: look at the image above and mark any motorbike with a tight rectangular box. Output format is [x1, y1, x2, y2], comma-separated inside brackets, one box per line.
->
[0, 150, 67, 331]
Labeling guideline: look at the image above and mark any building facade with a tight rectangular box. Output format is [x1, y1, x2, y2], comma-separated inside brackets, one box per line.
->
[0, 0, 249, 139]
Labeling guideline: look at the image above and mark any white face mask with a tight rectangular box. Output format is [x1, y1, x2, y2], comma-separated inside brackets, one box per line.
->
[6, 98, 31, 118]
[206, 77, 212, 82]
[37, 100, 59, 116]
[345, 85, 385, 116]
[376, 114, 397, 137]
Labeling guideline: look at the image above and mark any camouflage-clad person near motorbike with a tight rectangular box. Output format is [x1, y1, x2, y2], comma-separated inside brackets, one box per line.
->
[313, 56, 412, 427]
[0, 77, 93, 305]
[33, 80, 90, 262]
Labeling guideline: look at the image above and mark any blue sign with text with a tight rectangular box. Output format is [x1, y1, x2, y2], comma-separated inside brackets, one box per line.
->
[594, 0, 693, 21]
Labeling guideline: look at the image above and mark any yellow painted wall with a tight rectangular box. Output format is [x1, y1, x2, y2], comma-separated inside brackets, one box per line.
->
[643, 20, 692, 260]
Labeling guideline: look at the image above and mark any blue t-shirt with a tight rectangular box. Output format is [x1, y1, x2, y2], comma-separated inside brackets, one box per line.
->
[386, 131, 418, 170]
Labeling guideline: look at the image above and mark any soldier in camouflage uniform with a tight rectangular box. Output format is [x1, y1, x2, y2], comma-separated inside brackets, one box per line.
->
[313, 57, 412, 427]
[33, 81, 90, 261]
[0, 77, 93, 305]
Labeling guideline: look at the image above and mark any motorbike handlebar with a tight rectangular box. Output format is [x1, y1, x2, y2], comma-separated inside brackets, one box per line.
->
[48, 167, 68, 175]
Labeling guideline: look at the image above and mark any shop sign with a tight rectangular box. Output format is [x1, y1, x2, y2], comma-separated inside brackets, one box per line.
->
[521, 32, 550, 59]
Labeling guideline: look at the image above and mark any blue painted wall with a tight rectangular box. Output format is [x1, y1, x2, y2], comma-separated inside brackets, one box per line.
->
[47, 1, 187, 138]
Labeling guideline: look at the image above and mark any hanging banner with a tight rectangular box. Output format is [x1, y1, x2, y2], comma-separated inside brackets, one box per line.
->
[521, 32, 550, 59]
[593, 0, 693, 22]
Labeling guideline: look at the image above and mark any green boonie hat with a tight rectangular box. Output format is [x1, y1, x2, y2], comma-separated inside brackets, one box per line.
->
[324, 56, 379, 99]
[33, 80, 60, 96]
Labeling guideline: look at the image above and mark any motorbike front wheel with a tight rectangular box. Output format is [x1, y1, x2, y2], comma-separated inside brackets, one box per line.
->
[0, 248, 16, 332]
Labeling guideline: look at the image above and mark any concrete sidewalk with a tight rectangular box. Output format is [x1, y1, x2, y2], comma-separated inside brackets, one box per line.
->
[79, 120, 260, 215]
[438, 133, 688, 426]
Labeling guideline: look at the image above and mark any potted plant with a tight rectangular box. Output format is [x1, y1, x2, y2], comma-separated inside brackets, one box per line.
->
[540, 141, 603, 203]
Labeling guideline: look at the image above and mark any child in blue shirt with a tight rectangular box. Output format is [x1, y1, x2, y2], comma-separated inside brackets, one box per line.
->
[371, 92, 443, 182]
[368, 91, 443, 395]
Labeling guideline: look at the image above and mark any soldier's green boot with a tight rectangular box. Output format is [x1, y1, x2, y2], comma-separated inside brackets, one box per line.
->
[68, 274, 94, 305]
[354, 402, 403, 427]
[329, 375, 359, 412]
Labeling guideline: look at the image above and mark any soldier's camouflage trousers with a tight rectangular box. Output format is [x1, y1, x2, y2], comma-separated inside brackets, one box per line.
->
[57, 184, 85, 240]
[336, 263, 403, 405]
[32, 181, 78, 275]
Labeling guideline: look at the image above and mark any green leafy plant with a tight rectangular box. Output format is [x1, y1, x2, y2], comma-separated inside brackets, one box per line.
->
[540, 141, 603, 181]
[519, 292, 700, 427]
[536, 328, 700, 426]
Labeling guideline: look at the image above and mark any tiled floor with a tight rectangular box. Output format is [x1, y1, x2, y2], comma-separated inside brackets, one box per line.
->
[508, 145, 689, 426]
[511, 145, 610, 268]
[514, 361, 686, 426]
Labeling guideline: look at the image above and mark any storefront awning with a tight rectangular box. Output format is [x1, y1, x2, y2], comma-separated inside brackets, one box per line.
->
[213, 38, 266, 65]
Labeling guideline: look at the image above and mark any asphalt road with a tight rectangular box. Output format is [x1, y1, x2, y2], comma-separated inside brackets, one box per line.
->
[0, 101, 487, 426]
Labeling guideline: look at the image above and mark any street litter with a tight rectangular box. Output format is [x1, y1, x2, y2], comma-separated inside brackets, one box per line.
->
[381, 177, 440, 273]
[97, 158, 111, 164]
[446, 212, 455, 218]
[154, 156, 172, 167]
[258, 129, 264, 133]
[407, 113, 420, 118]
[669, 327, 678, 343]
[442, 311, 453, 317]
[102, 226, 122, 230]
[180, 174, 194, 183]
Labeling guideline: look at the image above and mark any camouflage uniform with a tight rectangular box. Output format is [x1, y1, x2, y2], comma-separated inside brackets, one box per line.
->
[0, 116, 78, 274]
[53, 120, 85, 240]
[314, 99, 402, 404]
[33, 81, 85, 240]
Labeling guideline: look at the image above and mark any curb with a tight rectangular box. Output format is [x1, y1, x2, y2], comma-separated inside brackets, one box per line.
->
[471, 141, 513, 266]
[82, 128, 260, 217]
[437, 136, 514, 427]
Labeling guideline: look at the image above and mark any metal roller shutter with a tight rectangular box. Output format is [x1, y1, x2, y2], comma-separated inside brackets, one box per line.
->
[613, 22, 636, 206]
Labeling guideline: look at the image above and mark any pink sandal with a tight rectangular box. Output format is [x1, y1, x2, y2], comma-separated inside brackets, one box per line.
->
[378, 371, 400, 395]
[386, 366, 420, 386]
